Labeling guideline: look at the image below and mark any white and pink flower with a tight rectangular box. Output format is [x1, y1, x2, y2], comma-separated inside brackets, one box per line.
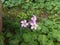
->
[21, 20, 28, 28]
[30, 20, 38, 30]
[30, 15, 38, 30]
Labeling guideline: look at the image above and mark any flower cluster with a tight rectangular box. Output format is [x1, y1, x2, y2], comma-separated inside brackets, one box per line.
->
[21, 15, 38, 30]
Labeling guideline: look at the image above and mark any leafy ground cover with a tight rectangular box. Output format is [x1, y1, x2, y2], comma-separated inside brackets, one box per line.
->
[0, 0, 60, 45]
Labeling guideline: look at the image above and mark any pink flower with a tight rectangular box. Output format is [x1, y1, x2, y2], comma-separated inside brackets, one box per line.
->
[21, 20, 28, 28]
[31, 15, 37, 21]
[30, 20, 36, 25]
[29, 15, 38, 30]
[30, 23, 38, 30]
[30, 20, 38, 30]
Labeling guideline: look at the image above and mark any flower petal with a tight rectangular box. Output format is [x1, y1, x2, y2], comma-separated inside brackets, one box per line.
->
[21, 24, 24, 27]
[30, 22, 34, 25]
[21, 21, 24, 23]
[34, 27, 37, 30]
[26, 23, 29, 25]
[34, 24, 38, 30]
[31, 15, 37, 21]
[31, 26, 34, 29]
[24, 25, 27, 28]
[30, 20, 36, 25]
[24, 20, 27, 23]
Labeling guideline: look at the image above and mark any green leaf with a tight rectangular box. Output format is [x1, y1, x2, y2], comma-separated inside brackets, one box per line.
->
[9, 39, 19, 45]
[23, 33, 33, 42]
[41, 26, 49, 34]
[28, 41, 38, 45]
[6, 32, 13, 37]
[21, 42, 28, 45]
[46, 40, 54, 45]
[38, 35, 48, 45]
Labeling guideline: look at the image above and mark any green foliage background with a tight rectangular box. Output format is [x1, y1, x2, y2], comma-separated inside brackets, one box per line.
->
[0, 0, 60, 45]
